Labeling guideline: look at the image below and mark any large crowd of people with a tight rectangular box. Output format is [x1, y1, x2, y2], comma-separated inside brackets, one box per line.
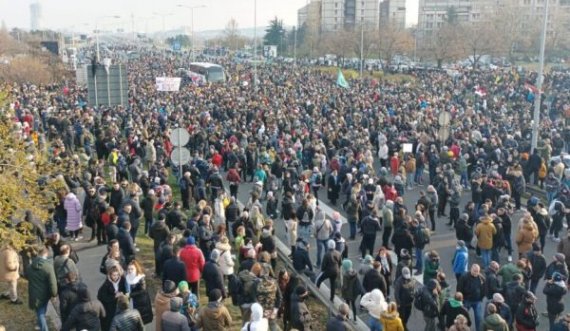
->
[0, 46, 570, 331]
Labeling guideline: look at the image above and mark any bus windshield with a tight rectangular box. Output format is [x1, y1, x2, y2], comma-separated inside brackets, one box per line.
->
[207, 67, 225, 83]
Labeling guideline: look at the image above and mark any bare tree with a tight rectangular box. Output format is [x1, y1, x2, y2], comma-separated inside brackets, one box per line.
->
[460, 21, 500, 68]
[223, 18, 245, 50]
[377, 24, 414, 64]
[423, 25, 462, 68]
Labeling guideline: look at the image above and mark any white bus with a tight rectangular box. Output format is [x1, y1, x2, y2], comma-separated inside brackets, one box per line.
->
[188, 62, 226, 83]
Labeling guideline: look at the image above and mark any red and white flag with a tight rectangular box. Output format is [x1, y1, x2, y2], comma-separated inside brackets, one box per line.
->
[474, 86, 487, 97]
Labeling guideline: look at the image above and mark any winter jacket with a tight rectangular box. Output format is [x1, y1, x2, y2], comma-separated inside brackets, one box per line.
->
[393, 277, 417, 307]
[441, 298, 471, 328]
[27, 256, 57, 310]
[475, 217, 496, 250]
[457, 273, 486, 302]
[504, 281, 526, 317]
[557, 239, 570, 267]
[527, 252, 547, 281]
[110, 309, 144, 331]
[202, 260, 226, 298]
[196, 302, 232, 331]
[423, 258, 440, 285]
[179, 244, 205, 283]
[452, 247, 469, 275]
[360, 215, 382, 236]
[54, 255, 80, 288]
[242, 303, 269, 331]
[543, 281, 567, 315]
[515, 302, 538, 330]
[498, 263, 522, 287]
[290, 294, 312, 331]
[149, 220, 170, 252]
[485, 269, 502, 300]
[216, 245, 235, 276]
[321, 249, 342, 276]
[61, 299, 106, 331]
[360, 289, 388, 319]
[380, 310, 405, 331]
[161, 310, 191, 331]
[516, 222, 539, 256]
[97, 276, 128, 331]
[59, 281, 82, 323]
[128, 276, 154, 324]
[293, 246, 313, 272]
[326, 314, 351, 331]
[154, 290, 179, 331]
[341, 270, 362, 301]
[64, 192, 83, 231]
[363, 268, 387, 295]
[0, 245, 19, 282]
[162, 257, 187, 286]
[482, 313, 509, 331]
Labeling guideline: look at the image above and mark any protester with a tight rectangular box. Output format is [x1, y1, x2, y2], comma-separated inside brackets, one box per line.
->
[195, 289, 232, 331]
[27, 247, 57, 331]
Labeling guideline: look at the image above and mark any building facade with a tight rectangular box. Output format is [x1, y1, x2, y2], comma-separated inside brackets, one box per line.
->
[299, 0, 381, 32]
[379, 0, 406, 29]
[30, 0, 42, 31]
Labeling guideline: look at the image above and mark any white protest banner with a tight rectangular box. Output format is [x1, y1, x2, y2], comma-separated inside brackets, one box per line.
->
[403, 143, 413, 153]
[156, 77, 181, 91]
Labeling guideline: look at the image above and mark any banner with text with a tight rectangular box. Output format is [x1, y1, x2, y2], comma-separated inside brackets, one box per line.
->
[156, 77, 181, 91]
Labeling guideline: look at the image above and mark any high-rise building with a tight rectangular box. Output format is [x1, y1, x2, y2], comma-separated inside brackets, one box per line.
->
[298, 0, 323, 29]
[321, 0, 346, 31]
[30, 0, 42, 31]
[356, 0, 381, 28]
[379, 0, 406, 29]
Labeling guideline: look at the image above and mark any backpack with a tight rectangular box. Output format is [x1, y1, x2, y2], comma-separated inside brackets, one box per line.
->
[256, 277, 278, 314]
[514, 176, 526, 194]
[228, 274, 242, 306]
[416, 227, 430, 245]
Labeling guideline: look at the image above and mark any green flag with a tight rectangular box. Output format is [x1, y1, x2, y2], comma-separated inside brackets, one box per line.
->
[336, 68, 350, 88]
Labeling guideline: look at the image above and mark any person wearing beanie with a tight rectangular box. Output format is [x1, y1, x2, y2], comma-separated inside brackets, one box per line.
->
[161, 297, 191, 331]
[452, 240, 469, 280]
[177, 280, 199, 321]
[61, 284, 106, 331]
[341, 258, 362, 322]
[154, 280, 180, 331]
[394, 249, 412, 280]
[326, 302, 351, 331]
[314, 209, 333, 268]
[290, 285, 312, 331]
[487, 293, 513, 326]
[482, 303, 509, 331]
[358, 254, 374, 279]
[202, 249, 226, 299]
[545, 253, 570, 281]
[196, 288, 232, 331]
[179, 235, 205, 298]
[109, 293, 145, 330]
[543, 272, 568, 330]
[316, 239, 342, 301]
[393, 266, 417, 329]
[514, 291, 538, 331]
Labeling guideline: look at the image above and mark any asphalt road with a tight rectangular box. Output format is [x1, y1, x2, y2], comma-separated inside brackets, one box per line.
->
[71, 171, 570, 331]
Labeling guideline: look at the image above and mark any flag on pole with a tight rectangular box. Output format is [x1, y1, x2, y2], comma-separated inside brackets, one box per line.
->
[336, 68, 350, 88]
[474, 85, 487, 97]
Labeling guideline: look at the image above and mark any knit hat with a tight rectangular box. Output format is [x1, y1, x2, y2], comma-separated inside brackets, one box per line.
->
[532, 242, 541, 252]
[363, 255, 374, 264]
[327, 239, 336, 250]
[178, 281, 189, 293]
[170, 297, 183, 312]
[209, 289, 222, 302]
[400, 249, 411, 260]
[493, 293, 505, 303]
[295, 285, 308, 297]
[553, 272, 565, 282]
[457, 240, 466, 248]
[427, 279, 438, 291]
[210, 249, 220, 262]
[555, 253, 566, 263]
[402, 267, 411, 280]
[342, 259, 353, 272]
[163, 280, 177, 294]
[186, 236, 196, 246]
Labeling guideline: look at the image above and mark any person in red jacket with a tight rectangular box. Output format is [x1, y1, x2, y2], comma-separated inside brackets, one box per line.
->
[226, 166, 241, 198]
[211, 151, 223, 168]
[390, 153, 400, 176]
[179, 236, 205, 298]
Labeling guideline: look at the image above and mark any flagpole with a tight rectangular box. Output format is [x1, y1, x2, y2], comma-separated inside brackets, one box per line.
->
[531, 0, 549, 153]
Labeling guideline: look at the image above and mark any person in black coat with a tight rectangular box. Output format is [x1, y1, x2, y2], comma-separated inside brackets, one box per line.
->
[202, 249, 226, 298]
[97, 266, 128, 331]
[327, 170, 341, 206]
[316, 240, 342, 301]
[441, 292, 471, 329]
[117, 221, 136, 264]
[515, 291, 539, 330]
[391, 225, 415, 262]
[326, 303, 351, 331]
[149, 215, 170, 266]
[59, 272, 83, 325]
[166, 202, 188, 231]
[292, 239, 315, 281]
[362, 262, 388, 296]
[527, 244, 547, 293]
[162, 247, 188, 286]
[543, 272, 568, 329]
[61, 284, 106, 331]
[106, 215, 120, 242]
[156, 235, 177, 276]
[455, 214, 473, 248]
[125, 260, 153, 325]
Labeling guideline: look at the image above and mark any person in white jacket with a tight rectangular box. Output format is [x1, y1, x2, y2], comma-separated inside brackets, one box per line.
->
[242, 302, 268, 331]
[215, 237, 235, 277]
[360, 289, 388, 331]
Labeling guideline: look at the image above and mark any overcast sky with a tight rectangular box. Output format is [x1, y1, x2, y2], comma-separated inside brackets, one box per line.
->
[0, 0, 418, 33]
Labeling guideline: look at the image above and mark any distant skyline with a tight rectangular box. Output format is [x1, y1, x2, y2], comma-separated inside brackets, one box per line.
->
[0, 0, 419, 33]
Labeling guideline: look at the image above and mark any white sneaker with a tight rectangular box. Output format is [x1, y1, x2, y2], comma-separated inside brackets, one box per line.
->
[554, 238, 561, 243]
[508, 256, 513, 262]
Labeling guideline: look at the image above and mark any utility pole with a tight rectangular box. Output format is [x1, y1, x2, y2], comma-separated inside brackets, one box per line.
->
[253, 0, 258, 90]
[294, 25, 297, 66]
[360, 20, 364, 78]
[531, 0, 549, 153]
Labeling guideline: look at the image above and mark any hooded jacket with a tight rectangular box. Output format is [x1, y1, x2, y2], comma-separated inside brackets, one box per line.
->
[475, 217, 496, 250]
[360, 289, 388, 319]
[27, 256, 57, 310]
[242, 303, 269, 331]
[64, 192, 83, 231]
[483, 313, 509, 331]
[154, 290, 179, 331]
[61, 285, 106, 331]
[452, 246, 469, 275]
[516, 221, 539, 255]
[179, 244, 205, 283]
[196, 301, 232, 331]
[341, 270, 362, 301]
[441, 298, 471, 328]
[543, 281, 568, 315]
[380, 310, 405, 331]
[290, 293, 312, 331]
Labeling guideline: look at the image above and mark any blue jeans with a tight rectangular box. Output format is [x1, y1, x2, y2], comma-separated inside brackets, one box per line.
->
[463, 300, 482, 331]
[480, 249, 491, 269]
[460, 171, 469, 188]
[415, 248, 423, 272]
[547, 191, 556, 205]
[369, 315, 383, 331]
[36, 303, 49, 331]
[316, 239, 328, 267]
[348, 219, 357, 239]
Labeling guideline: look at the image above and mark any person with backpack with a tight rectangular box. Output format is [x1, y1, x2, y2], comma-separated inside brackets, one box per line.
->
[237, 262, 262, 325]
[456, 264, 486, 331]
[543, 272, 568, 331]
[393, 267, 417, 330]
[359, 209, 382, 259]
[413, 220, 431, 276]
[341, 259, 362, 322]
[515, 291, 539, 331]
[296, 199, 314, 243]
[414, 279, 440, 331]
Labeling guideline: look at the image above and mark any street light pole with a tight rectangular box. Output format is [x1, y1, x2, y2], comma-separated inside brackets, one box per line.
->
[177, 5, 206, 61]
[294, 25, 297, 66]
[95, 15, 120, 62]
[531, 0, 549, 153]
[360, 19, 364, 79]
